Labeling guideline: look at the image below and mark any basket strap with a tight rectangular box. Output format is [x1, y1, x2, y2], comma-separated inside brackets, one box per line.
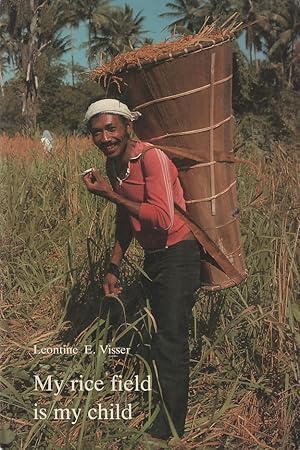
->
[174, 204, 244, 282]
[140, 144, 244, 283]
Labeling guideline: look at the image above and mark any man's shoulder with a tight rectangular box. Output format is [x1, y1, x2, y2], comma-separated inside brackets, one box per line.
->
[129, 140, 161, 161]
[139, 143, 165, 159]
[131, 140, 152, 156]
[142, 146, 171, 168]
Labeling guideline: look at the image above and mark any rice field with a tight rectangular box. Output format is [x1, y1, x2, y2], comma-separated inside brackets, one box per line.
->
[0, 134, 299, 449]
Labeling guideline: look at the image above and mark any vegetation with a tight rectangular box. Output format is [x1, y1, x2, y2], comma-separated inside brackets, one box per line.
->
[0, 0, 147, 133]
[0, 0, 72, 132]
[0, 0, 299, 449]
[0, 134, 299, 449]
[0, 0, 299, 141]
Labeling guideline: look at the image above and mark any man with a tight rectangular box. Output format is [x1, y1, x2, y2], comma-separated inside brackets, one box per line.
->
[83, 98, 201, 441]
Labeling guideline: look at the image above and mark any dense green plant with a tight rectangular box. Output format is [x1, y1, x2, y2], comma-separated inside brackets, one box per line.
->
[0, 136, 299, 449]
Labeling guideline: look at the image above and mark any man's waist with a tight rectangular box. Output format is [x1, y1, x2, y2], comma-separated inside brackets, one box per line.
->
[144, 231, 195, 255]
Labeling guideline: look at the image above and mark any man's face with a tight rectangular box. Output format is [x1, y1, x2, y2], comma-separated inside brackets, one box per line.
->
[89, 113, 132, 159]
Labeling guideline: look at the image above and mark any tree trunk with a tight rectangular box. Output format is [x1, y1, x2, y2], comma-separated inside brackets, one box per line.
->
[22, 91, 37, 133]
[0, 67, 4, 97]
[20, 0, 47, 134]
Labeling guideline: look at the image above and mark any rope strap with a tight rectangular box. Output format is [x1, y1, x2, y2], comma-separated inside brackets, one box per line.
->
[134, 74, 233, 110]
[148, 115, 232, 142]
[174, 204, 244, 283]
[185, 180, 236, 204]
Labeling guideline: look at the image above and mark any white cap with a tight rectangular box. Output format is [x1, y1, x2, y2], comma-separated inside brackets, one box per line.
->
[85, 99, 141, 123]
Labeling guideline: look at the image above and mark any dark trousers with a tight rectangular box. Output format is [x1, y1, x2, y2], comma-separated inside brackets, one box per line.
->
[142, 239, 202, 439]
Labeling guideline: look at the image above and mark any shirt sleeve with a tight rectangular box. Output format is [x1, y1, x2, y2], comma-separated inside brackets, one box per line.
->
[138, 148, 175, 230]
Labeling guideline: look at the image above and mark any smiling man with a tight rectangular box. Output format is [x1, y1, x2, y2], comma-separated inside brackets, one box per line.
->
[83, 98, 202, 441]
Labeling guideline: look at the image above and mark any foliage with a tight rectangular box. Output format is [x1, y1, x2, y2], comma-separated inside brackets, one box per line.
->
[0, 3, 299, 448]
[0, 0, 149, 133]
[256, 0, 300, 87]
[0, 136, 299, 449]
[160, 0, 206, 34]
[0, 77, 24, 135]
[38, 65, 103, 134]
[232, 43, 300, 151]
[62, 0, 114, 68]
[0, 0, 72, 132]
[1, 0, 299, 144]
[0, 65, 103, 135]
[88, 4, 146, 62]
[160, 0, 233, 34]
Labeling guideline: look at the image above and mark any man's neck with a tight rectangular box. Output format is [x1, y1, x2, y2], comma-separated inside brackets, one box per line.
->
[115, 139, 136, 172]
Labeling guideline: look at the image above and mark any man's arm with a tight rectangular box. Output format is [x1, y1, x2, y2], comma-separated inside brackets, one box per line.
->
[83, 170, 141, 218]
[103, 206, 133, 295]
[110, 206, 133, 266]
[83, 148, 174, 230]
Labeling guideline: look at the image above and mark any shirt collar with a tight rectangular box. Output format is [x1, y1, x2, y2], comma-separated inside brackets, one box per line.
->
[129, 140, 146, 160]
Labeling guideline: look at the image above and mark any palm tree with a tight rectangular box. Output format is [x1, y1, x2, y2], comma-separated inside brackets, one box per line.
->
[160, 0, 232, 35]
[63, 0, 113, 68]
[0, 19, 15, 96]
[233, 0, 265, 65]
[257, 0, 300, 87]
[0, 0, 71, 133]
[39, 2, 72, 59]
[160, 0, 203, 34]
[0, 0, 48, 131]
[88, 4, 146, 63]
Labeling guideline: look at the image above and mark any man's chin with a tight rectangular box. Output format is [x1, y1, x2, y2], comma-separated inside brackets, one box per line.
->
[100, 146, 119, 158]
[106, 151, 120, 159]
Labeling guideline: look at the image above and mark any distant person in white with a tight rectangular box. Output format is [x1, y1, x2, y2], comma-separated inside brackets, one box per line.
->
[41, 130, 53, 152]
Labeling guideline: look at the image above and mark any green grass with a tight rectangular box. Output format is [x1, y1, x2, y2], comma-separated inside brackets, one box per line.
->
[0, 137, 299, 449]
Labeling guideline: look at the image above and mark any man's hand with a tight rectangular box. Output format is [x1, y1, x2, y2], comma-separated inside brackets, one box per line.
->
[103, 273, 122, 296]
[83, 168, 113, 198]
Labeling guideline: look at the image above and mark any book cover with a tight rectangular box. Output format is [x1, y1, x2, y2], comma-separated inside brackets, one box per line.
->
[0, 1, 299, 449]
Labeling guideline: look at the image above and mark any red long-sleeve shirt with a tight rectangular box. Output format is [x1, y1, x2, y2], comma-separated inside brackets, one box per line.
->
[108, 140, 190, 249]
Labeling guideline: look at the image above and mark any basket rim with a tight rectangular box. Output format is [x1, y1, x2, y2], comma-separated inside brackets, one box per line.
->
[89, 33, 235, 82]
[126, 35, 234, 71]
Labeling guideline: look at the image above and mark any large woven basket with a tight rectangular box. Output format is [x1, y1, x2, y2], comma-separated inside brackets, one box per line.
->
[91, 30, 247, 291]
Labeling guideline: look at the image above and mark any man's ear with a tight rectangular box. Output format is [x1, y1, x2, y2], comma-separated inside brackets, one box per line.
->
[126, 122, 133, 133]
[126, 122, 134, 138]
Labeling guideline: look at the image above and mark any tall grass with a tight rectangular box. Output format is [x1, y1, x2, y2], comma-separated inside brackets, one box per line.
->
[0, 135, 299, 449]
